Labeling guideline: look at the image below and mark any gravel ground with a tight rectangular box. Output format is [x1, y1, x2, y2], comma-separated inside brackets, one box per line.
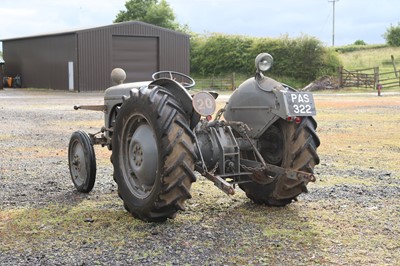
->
[0, 88, 399, 265]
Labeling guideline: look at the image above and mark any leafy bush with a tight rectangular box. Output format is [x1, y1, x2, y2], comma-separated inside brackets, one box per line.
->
[354, 40, 367, 45]
[190, 34, 341, 83]
[190, 33, 254, 76]
[384, 23, 400, 47]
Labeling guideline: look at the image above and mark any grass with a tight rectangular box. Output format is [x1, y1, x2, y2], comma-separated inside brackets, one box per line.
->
[0, 194, 147, 253]
[315, 94, 400, 173]
[338, 46, 400, 72]
[1, 91, 400, 264]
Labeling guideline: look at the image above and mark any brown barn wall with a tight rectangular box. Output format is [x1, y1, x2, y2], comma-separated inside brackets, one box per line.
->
[3, 34, 77, 90]
[2, 22, 189, 92]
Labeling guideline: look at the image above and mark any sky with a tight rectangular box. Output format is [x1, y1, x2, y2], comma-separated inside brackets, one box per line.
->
[0, 0, 399, 51]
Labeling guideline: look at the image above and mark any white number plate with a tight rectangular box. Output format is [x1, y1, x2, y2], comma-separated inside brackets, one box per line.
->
[285, 92, 316, 116]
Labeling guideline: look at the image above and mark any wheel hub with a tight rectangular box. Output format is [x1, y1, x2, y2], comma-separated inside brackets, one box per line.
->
[127, 122, 158, 189]
[71, 143, 87, 184]
[132, 143, 143, 167]
[72, 155, 81, 171]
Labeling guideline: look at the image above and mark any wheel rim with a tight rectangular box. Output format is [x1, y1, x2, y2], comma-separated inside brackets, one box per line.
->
[121, 114, 158, 199]
[260, 124, 284, 165]
[70, 139, 87, 187]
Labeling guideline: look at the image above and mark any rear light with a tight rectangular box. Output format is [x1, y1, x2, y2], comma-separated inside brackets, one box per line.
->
[287, 116, 302, 124]
[206, 115, 213, 121]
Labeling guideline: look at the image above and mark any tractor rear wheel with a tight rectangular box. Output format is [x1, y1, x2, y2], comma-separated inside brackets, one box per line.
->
[112, 86, 196, 222]
[239, 117, 320, 206]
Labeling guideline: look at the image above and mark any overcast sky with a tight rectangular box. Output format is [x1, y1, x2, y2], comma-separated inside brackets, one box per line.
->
[0, 0, 399, 51]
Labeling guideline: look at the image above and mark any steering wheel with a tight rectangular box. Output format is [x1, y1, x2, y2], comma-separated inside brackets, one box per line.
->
[152, 71, 195, 89]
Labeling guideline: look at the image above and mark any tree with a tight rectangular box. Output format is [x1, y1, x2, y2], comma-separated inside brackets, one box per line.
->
[114, 0, 182, 32]
[354, 40, 366, 45]
[384, 23, 400, 46]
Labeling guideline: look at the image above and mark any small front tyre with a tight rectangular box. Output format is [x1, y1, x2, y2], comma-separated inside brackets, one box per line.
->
[68, 131, 96, 193]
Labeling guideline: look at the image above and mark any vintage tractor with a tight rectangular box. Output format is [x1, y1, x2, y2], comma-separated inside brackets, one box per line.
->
[68, 53, 320, 222]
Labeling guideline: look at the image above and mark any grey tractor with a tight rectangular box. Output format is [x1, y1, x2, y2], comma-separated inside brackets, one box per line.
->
[68, 53, 320, 222]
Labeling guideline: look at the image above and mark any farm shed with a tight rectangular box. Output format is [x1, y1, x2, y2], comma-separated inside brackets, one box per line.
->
[0, 21, 190, 92]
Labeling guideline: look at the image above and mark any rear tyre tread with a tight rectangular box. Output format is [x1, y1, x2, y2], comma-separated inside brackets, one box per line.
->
[113, 86, 196, 222]
[240, 117, 320, 206]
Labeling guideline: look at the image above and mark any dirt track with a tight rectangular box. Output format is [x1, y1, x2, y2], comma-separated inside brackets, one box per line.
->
[0, 88, 399, 265]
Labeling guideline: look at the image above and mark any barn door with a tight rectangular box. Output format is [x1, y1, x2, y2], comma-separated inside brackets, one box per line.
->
[112, 36, 159, 82]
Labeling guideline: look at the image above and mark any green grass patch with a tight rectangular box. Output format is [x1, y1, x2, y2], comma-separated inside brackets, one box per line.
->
[0, 195, 147, 253]
[338, 46, 400, 72]
[335, 44, 389, 53]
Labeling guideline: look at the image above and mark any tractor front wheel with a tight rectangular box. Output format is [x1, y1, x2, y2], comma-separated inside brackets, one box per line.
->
[68, 131, 96, 193]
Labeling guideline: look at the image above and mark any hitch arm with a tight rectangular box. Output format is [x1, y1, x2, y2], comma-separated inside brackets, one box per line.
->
[195, 165, 235, 195]
[74, 105, 107, 112]
[240, 159, 316, 185]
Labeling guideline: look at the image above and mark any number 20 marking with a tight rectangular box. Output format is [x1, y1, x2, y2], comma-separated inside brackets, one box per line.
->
[196, 98, 213, 110]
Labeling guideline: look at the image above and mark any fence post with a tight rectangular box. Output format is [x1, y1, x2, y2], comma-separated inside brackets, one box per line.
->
[373, 67, 379, 89]
[391, 55, 398, 78]
[231, 72, 235, 91]
[338, 66, 343, 87]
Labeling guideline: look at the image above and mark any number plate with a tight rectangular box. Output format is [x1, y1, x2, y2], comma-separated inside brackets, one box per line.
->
[284, 92, 316, 116]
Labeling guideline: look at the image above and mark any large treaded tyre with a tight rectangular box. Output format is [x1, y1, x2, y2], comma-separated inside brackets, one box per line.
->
[112, 86, 196, 222]
[239, 117, 320, 206]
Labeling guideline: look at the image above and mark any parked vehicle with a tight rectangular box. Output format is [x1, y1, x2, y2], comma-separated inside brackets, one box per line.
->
[68, 53, 320, 222]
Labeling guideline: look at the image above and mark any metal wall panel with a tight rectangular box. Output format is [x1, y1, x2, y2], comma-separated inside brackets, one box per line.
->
[3, 34, 77, 90]
[112, 36, 158, 81]
[77, 21, 190, 91]
[2, 21, 189, 92]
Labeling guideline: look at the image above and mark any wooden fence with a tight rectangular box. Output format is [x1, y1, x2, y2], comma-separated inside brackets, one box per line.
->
[338, 66, 400, 89]
[195, 73, 236, 90]
[378, 69, 400, 89]
[338, 67, 378, 88]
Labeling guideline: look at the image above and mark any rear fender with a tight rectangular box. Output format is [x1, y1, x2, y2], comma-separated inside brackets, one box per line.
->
[224, 77, 315, 138]
[224, 77, 283, 138]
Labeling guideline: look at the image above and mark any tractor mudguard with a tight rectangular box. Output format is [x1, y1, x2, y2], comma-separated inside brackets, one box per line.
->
[224, 76, 316, 138]
[224, 76, 283, 138]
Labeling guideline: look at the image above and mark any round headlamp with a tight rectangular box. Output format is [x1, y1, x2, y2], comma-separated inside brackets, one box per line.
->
[255, 53, 273, 72]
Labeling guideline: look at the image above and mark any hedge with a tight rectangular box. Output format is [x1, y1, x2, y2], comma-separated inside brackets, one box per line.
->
[190, 33, 341, 83]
